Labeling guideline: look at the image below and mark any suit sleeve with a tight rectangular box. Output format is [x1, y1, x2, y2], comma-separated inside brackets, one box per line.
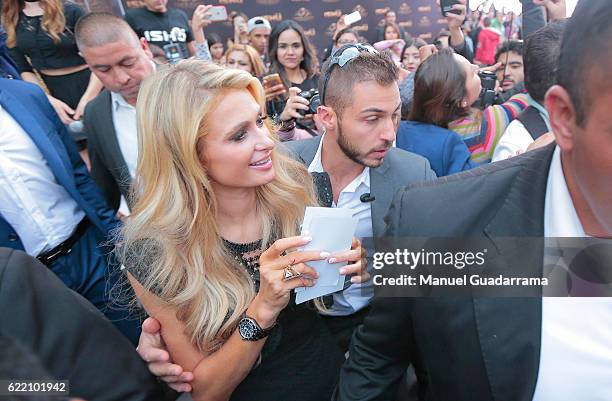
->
[84, 104, 122, 211]
[31, 85, 120, 233]
[0, 249, 168, 401]
[336, 294, 414, 400]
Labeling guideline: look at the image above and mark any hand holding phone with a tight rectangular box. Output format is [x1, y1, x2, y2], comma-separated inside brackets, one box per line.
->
[440, 0, 462, 17]
[262, 73, 288, 100]
[207, 5, 228, 22]
[344, 11, 361, 26]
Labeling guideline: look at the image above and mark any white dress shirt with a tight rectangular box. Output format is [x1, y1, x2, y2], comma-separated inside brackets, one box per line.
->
[532, 146, 612, 400]
[492, 96, 551, 162]
[0, 105, 84, 256]
[308, 136, 374, 316]
[111, 92, 138, 215]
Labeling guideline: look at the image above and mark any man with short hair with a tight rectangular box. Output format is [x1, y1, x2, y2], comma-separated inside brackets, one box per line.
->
[247, 16, 271, 64]
[336, 1, 612, 399]
[125, 0, 195, 60]
[495, 40, 525, 95]
[493, 21, 566, 161]
[76, 13, 157, 212]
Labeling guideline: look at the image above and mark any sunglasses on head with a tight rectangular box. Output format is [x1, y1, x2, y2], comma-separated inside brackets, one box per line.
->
[321, 43, 379, 105]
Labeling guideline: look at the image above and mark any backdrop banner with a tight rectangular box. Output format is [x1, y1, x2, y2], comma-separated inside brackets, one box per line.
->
[79, 0, 448, 58]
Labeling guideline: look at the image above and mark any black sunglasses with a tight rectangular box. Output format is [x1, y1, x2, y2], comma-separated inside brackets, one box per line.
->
[321, 43, 379, 106]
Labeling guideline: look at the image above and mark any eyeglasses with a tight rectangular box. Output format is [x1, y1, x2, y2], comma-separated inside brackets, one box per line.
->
[321, 43, 379, 105]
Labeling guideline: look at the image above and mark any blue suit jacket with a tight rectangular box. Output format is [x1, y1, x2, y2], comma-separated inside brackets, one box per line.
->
[0, 78, 119, 251]
[396, 121, 477, 177]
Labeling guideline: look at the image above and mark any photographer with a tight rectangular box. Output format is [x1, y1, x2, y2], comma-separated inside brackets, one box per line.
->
[265, 20, 320, 137]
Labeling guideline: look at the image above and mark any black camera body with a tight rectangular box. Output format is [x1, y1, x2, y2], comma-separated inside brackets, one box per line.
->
[477, 70, 497, 109]
[298, 88, 321, 116]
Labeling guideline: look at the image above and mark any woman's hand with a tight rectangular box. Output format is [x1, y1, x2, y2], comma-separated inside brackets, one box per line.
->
[249, 235, 329, 327]
[279, 87, 310, 122]
[192, 5, 213, 31]
[264, 83, 288, 101]
[419, 44, 438, 63]
[73, 93, 95, 121]
[328, 237, 370, 284]
[48, 95, 75, 124]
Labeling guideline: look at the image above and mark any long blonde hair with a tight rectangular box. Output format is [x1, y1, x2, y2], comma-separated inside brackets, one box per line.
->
[119, 60, 318, 352]
[2, 0, 66, 47]
[224, 44, 267, 77]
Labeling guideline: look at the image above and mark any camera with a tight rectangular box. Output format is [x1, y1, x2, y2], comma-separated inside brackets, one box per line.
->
[298, 88, 321, 116]
[477, 70, 497, 109]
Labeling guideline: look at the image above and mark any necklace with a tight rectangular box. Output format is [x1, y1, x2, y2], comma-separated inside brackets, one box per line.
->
[222, 238, 263, 284]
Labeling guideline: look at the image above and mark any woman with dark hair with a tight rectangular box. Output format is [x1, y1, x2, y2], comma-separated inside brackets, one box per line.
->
[397, 48, 475, 177]
[207, 33, 225, 65]
[2, 0, 102, 128]
[400, 47, 529, 165]
[400, 37, 427, 73]
[373, 23, 404, 63]
[265, 19, 320, 136]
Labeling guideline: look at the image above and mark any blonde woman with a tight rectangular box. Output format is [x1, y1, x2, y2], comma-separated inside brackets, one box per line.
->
[224, 44, 266, 77]
[2, 0, 102, 125]
[119, 60, 366, 401]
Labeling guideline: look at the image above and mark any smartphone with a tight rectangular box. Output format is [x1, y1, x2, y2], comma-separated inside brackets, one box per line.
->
[440, 0, 462, 17]
[262, 73, 286, 91]
[208, 5, 228, 22]
[344, 10, 362, 26]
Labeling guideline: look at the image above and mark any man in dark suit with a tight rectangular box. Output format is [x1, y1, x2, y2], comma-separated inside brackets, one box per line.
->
[0, 247, 170, 401]
[0, 77, 139, 344]
[75, 13, 157, 212]
[336, 1, 612, 400]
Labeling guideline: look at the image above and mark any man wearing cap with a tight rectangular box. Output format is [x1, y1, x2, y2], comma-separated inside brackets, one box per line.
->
[247, 16, 272, 67]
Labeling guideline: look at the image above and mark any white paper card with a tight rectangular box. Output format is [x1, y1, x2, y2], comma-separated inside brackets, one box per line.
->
[295, 207, 357, 304]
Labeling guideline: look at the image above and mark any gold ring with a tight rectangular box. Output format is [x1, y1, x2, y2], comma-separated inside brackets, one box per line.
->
[282, 264, 302, 281]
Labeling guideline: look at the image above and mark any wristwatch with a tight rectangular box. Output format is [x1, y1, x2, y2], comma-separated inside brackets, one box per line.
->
[238, 314, 275, 341]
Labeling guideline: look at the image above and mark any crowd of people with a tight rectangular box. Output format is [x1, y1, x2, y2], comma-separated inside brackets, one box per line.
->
[0, 0, 611, 400]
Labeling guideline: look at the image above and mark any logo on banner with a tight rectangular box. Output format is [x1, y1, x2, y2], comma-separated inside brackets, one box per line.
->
[294, 7, 314, 22]
[352, 23, 369, 32]
[263, 12, 283, 22]
[303, 28, 316, 37]
[255, 0, 277, 4]
[437, 18, 447, 24]
[353, 4, 368, 18]
[290, 0, 311, 2]
[219, 0, 243, 4]
[322, 0, 341, 3]
[324, 9, 342, 18]
[417, 5, 432, 13]
[399, 20, 413, 28]
[398, 3, 412, 15]
[419, 16, 432, 27]
[375, 8, 387, 16]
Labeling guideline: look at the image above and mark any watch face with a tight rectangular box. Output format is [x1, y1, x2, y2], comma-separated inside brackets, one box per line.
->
[239, 318, 257, 339]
